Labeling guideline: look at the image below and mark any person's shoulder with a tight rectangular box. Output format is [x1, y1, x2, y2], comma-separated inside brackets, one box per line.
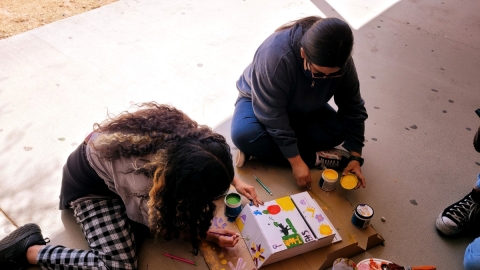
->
[256, 30, 295, 61]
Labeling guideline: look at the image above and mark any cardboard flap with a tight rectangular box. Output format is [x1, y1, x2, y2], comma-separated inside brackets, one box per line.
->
[366, 232, 385, 250]
[200, 167, 384, 270]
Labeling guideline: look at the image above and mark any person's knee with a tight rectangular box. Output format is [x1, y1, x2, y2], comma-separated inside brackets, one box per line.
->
[231, 127, 249, 148]
[232, 128, 278, 158]
[464, 238, 480, 270]
[231, 126, 262, 149]
[105, 254, 137, 269]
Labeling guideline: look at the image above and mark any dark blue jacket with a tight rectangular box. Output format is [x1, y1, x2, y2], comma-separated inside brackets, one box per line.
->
[236, 23, 368, 158]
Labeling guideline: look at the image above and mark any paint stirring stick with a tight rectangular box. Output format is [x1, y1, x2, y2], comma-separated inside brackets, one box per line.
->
[384, 263, 436, 270]
[163, 253, 198, 266]
[253, 175, 273, 196]
[208, 231, 245, 239]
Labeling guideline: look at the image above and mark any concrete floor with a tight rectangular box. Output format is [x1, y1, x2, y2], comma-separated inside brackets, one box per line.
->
[1, 0, 479, 269]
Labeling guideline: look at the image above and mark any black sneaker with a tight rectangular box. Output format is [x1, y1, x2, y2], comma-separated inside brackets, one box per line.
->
[0, 223, 48, 270]
[316, 149, 350, 169]
[474, 125, 480, 152]
[436, 190, 480, 235]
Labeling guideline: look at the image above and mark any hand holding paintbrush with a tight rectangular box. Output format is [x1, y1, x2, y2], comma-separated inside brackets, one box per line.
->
[208, 231, 246, 239]
[206, 229, 244, 248]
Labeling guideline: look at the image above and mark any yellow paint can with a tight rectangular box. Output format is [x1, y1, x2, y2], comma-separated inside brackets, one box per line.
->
[340, 173, 358, 190]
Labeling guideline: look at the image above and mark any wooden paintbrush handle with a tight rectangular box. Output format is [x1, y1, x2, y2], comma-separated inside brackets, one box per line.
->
[388, 263, 436, 270]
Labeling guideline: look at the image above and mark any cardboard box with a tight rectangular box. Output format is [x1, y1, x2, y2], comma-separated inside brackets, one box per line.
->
[200, 168, 385, 270]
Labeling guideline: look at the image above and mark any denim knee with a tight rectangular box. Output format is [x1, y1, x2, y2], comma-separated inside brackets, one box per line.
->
[464, 237, 480, 270]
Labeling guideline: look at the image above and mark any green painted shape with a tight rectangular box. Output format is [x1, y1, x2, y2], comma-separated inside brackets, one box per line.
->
[286, 218, 297, 234]
[226, 193, 241, 205]
[262, 210, 269, 214]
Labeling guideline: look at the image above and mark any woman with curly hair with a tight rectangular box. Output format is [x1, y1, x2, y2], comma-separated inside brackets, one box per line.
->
[0, 102, 262, 270]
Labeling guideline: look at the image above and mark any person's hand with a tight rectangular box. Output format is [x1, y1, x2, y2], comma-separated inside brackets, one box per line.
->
[206, 229, 240, 248]
[232, 177, 263, 206]
[342, 160, 366, 189]
[288, 155, 312, 188]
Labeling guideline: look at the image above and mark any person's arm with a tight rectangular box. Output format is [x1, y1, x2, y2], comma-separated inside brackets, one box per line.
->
[231, 177, 263, 206]
[334, 58, 368, 188]
[251, 66, 314, 188]
[205, 229, 240, 247]
[333, 57, 368, 157]
[251, 65, 299, 158]
[342, 151, 366, 188]
[288, 155, 312, 188]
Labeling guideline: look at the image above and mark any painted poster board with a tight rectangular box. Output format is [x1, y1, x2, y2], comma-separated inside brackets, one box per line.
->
[234, 192, 339, 268]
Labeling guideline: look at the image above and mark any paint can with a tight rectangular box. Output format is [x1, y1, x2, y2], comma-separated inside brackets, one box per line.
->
[340, 173, 359, 190]
[224, 192, 243, 219]
[319, 169, 338, 191]
[351, 204, 374, 229]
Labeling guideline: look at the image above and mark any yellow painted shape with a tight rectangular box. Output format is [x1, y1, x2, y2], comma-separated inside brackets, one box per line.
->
[283, 235, 303, 247]
[252, 242, 265, 255]
[275, 196, 295, 211]
[221, 260, 227, 265]
[340, 174, 358, 189]
[235, 215, 245, 232]
[306, 206, 315, 217]
[319, 224, 333, 236]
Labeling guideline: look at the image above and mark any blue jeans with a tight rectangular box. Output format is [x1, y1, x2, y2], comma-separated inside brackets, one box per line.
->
[464, 173, 480, 270]
[231, 97, 346, 167]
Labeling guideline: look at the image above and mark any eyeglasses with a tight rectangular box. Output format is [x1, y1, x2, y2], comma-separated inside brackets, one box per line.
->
[307, 61, 343, 79]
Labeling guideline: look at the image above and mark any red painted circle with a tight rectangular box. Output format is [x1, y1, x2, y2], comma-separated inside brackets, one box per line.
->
[267, 205, 281, 215]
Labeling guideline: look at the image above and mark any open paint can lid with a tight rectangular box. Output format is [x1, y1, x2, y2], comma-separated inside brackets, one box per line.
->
[224, 192, 242, 208]
[322, 169, 338, 182]
[355, 204, 374, 218]
[340, 174, 358, 190]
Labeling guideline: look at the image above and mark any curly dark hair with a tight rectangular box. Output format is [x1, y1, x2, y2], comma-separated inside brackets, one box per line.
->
[90, 102, 234, 254]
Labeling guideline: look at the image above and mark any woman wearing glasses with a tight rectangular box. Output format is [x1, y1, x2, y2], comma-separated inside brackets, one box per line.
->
[231, 16, 368, 189]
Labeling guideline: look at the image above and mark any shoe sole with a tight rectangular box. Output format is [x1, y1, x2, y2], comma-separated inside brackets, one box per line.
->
[235, 150, 245, 168]
[317, 149, 350, 169]
[0, 223, 42, 263]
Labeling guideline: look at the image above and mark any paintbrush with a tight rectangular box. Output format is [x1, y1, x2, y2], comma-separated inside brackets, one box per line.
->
[381, 262, 436, 270]
[208, 231, 246, 239]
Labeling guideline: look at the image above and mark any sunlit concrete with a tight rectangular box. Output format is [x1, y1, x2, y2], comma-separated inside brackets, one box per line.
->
[323, 0, 401, 30]
[0, 0, 479, 269]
